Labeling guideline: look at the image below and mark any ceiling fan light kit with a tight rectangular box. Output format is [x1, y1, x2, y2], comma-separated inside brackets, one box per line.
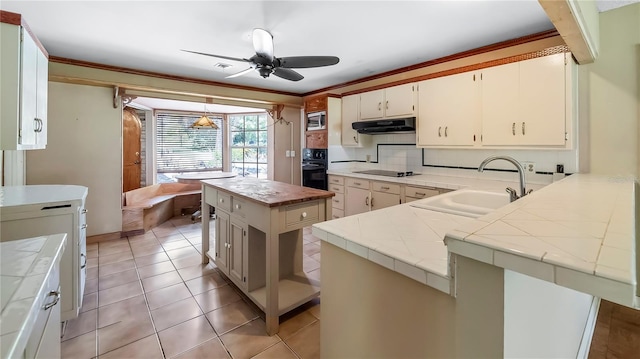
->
[183, 28, 339, 82]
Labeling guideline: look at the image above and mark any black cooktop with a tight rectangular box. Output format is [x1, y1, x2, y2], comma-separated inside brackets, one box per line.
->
[353, 170, 415, 177]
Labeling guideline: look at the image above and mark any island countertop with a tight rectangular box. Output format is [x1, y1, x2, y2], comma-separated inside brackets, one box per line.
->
[201, 177, 335, 207]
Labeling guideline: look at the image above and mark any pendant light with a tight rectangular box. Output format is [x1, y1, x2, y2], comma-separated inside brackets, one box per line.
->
[191, 104, 219, 129]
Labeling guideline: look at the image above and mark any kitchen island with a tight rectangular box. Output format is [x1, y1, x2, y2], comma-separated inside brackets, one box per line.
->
[313, 173, 636, 358]
[200, 177, 334, 335]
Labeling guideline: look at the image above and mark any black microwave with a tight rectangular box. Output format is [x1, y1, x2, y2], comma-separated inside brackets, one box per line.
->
[306, 111, 326, 130]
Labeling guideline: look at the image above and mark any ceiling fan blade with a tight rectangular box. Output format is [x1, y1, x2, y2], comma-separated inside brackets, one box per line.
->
[278, 56, 340, 68]
[252, 28, 274, 60]
[272, 68, 304, 82]
[181, 49, 250, 63]
[226, 67, 254, 79]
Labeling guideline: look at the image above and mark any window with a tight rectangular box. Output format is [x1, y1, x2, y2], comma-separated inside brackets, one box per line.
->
[229, 113, 268, 178]
[156, 111, 223, 183]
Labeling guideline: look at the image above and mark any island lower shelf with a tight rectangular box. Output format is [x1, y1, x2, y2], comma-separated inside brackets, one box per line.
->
[206, 250, 320, 316]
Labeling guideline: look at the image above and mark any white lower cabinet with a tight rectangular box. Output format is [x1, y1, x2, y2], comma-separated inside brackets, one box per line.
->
[0, 185, 88, 321]
[328, 175, 346, 219]
[24, 264, 61, 359]
[229, 218, 247, 287]
[345, 179, 401, 215]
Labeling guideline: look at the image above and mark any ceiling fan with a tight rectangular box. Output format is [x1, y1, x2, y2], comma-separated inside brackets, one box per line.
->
[182, 28, 339, 82]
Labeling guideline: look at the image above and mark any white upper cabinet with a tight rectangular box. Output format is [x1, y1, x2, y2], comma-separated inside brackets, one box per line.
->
[360, 83, 416, 120]
[1, 20, 49, 150]
[482, 53, 568, 147]
[341, 94, 361, 147]
[417, 71, 481, 147]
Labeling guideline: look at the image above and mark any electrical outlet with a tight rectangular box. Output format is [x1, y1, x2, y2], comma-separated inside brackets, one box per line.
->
[522, 162, 536, 173]
[285, 150, 291, 157]
[290, 150, 296, 157]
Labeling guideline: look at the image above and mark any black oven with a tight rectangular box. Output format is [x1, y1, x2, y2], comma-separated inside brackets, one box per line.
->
[302, 148, 327, 190]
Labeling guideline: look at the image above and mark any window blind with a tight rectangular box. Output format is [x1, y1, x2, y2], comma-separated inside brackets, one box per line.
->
[156, 112, 223, 173]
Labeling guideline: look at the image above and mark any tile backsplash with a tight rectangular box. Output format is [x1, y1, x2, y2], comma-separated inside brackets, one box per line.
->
[329, 133, 579, 185]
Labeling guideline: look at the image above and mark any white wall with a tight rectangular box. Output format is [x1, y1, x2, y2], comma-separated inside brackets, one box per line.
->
[26, 82, 122, 236]
[586, 4, 639, 175]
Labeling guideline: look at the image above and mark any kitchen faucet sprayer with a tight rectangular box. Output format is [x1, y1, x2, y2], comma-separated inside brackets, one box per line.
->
[478, 156, 532, 202]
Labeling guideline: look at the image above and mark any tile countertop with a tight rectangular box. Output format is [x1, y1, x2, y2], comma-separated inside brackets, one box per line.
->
[445, 174, 638, 309]
[314, 173, 638, 309]
[326, 168, 549, 192]
[1, 234, 67, 358]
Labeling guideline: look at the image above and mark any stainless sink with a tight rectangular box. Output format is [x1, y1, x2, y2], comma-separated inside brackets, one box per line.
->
[409, 189, 510, 218]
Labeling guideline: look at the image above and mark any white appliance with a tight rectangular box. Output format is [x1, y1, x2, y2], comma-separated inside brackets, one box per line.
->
[0, 185, 88, 321]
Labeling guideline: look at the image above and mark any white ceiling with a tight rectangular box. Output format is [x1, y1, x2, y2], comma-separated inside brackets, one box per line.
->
[1, 0, 636, 112]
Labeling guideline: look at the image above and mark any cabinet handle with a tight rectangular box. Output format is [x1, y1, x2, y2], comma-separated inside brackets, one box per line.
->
[378, 102, 381, 111]
[371, 198, 374, 207]
[235, 204, 241, 210]
[80, 253, 87, 269]
[81, 224, 88, 229]
[43, 290, 61, 310]
[81, 208, 88, 214]
[512, 122, 516, 136]
[333, 199, 340, 203]
[219, 198, 224, 203]
[354, 182, 361, 186]
[301, 212, 307, 218]
[381, 186, 390, 190]
[438, 126, 442, 137]
[444, 126, 448, 137]
[353, 135, 358, 144]
[333, 215, 340, 219]
[385, 101, 389, 110]
[415, 192, 426, 197]
[365, 196, 369, 206]
[522, 122, 526, 135]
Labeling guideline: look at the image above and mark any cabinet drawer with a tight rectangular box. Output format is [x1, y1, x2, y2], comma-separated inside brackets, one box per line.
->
[328, 176, 344, 186]
[331, 208, 344, 220]
[332, 193, 345, 210]
[405, 186, 440, 199]
[285, 201, 320, 227]
[216, 192, 232, 212]
[231, 196, 247, 218]
[372, 181, 400, 194]
[329, 183, 344, 194]
[346, 178, 369, 190]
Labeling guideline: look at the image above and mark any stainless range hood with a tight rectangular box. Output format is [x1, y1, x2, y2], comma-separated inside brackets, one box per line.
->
[352, 117, 416, 134]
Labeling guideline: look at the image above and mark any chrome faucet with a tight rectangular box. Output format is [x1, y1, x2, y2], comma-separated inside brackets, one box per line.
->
[478, 156, 531, 202]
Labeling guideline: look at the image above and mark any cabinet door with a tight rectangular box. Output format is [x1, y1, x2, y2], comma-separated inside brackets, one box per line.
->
[341, 95, 361, 146]
[345, 187, 370, 216]
[360, 89, 384, 120]
[481, 62, 520, 146]
[384, 83, 415, 118]
[371, 191, 400, 211]
[229, 219, 246, 287]
[518, 53, 566, 146]
[35, 43, 48, 147]
[215, 210, 230, 274]
[20, 27, 38, 147]
[418, 73, 479, 146]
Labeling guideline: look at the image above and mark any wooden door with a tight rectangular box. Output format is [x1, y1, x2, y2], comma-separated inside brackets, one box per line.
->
[123, 108, 141, 192]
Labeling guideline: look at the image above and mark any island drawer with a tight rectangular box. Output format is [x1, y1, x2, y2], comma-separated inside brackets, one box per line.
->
[346, 178, 369, 190]
[405, 186, 440, 199]
[231, 196, 247, 218]
[328, 176, 344, 186]
[329, 183, 344, 194]
[331, 208, 344, 219]
[216, 192, 232, 212]
[372, 181, 400, 194]
[332, 193, 345, 210]
[284, 201, 320, 229]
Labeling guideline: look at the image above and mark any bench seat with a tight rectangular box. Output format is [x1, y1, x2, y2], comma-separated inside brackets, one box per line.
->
[122, 184, 202, 236]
